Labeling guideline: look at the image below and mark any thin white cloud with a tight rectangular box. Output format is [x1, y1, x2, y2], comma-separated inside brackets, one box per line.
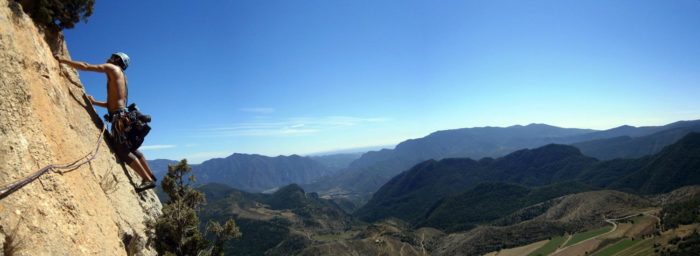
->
[239, 107, 275, 114]
[212, 128, 320, 137]
[193, 116, 391, 137]
[316, 116, 391, 126]
[140, 144, 177, 151]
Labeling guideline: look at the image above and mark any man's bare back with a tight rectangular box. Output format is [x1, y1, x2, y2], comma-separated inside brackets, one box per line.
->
[103, 63, 128, 112]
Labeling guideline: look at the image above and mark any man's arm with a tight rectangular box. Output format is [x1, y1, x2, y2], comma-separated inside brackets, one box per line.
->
[54, 55, 113, 73]
[87, 95, 108, 108]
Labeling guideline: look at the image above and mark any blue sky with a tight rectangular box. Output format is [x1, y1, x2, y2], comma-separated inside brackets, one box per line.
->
[64, 0, 700, 163]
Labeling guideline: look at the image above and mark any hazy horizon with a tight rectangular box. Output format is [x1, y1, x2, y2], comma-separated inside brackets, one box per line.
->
[149, 120, 697, 164]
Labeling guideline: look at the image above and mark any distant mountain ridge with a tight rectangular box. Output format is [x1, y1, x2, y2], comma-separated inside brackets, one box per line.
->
[305, 124, 593, 196]
[150, 120, 700, 197]
[356, 133, 700, 226]
[574, 121, 700, 159]
[309, 153, 362, 172]
[149, 153, 351, 193]
[307, 120, 700, 198]
[192, 153, 336, 192]
[348, 123, 593, 171]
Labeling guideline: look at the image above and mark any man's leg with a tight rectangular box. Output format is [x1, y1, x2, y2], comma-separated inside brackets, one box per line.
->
[133, 150, 156, 181]
[114, 141, 153, 183]
[126, 153, 154, 182]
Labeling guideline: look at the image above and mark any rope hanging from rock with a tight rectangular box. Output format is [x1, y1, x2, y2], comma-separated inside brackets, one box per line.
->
[0, 125, 107, 200]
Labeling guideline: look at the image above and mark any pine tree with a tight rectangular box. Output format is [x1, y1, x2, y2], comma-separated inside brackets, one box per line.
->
[206, 219, 242, 256]
[151, 159, 241, 256]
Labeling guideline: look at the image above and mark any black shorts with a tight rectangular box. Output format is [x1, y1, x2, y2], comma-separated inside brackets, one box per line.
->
[109, 109, 141, 164]
[114, 141, 141, 164]
[111, 125, 141, 164]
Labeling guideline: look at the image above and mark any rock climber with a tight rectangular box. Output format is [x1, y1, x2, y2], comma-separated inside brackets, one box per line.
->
[55, 52, 157, 191]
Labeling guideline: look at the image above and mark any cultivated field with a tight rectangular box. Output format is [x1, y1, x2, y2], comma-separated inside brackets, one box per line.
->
[485, 212, 663, 256]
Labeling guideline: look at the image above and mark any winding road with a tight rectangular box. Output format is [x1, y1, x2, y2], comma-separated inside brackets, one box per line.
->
[551, 211, 658, 255]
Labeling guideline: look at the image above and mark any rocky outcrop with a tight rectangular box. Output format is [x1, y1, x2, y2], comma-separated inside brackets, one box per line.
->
[0, 1, 161, 255]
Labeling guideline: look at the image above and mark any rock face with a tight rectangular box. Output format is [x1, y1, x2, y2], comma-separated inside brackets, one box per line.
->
[0, 1, 161, 255]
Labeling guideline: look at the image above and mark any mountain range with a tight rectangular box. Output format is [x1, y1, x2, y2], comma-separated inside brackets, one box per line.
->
[305, 120, 700, 199]
[355, 132, 700, 229]
[149, 153, 362, 192]
[149, 120, 700, 198]
[573, 120, 700, 160]
[184, 130, 700, 255]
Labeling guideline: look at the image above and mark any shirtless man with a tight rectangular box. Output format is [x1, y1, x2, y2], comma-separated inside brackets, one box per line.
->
[55, 52, 156, 190]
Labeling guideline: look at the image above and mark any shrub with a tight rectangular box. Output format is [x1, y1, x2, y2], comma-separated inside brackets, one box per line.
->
[150, 159, 241, 256]
[20, 0, 95, 29]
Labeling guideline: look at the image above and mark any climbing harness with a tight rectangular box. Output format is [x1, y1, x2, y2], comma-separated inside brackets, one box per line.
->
[0, 125, 107, 199]
[106, 103, 151, 151]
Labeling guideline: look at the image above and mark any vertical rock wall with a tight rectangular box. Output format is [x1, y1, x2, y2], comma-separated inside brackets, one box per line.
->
[0, 1, 161, 255]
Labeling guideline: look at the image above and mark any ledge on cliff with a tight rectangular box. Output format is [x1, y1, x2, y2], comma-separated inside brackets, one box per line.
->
[0, 1, 161, 255]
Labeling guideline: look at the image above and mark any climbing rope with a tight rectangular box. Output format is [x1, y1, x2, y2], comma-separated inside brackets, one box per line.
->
[0, 125, 107, 199]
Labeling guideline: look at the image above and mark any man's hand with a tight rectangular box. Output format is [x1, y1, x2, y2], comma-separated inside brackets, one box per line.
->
[87, 95, 96, 104]
[54, 54, 65, 63]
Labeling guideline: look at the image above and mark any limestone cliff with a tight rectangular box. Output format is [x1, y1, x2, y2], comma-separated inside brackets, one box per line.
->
[0, 1, 162, 255]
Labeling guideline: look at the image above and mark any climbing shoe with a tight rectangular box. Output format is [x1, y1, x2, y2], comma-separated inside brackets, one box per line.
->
[136, 181, 156, 191]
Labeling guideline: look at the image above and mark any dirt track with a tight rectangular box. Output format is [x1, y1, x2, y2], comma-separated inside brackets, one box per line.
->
[551, 212, 658, 256]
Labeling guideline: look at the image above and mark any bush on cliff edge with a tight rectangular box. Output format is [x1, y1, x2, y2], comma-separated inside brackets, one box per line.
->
[19, 0, 94, 29]
[150, 159, 241, 256]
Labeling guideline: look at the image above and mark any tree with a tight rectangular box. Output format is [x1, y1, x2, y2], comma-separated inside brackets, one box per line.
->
[206, 220, 242, 256]
[20, 0, 95, 29]
[151, 159, 241, 256]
